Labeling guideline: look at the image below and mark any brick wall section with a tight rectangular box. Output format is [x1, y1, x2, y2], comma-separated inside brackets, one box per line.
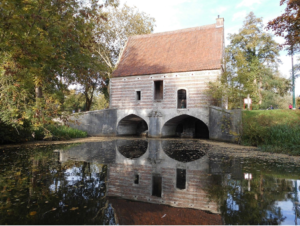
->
[110, 70, 220, 110]
[107, 163, 219, 213]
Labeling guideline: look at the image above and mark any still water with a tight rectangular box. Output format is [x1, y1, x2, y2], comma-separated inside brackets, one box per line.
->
[0, 139, 300, 225]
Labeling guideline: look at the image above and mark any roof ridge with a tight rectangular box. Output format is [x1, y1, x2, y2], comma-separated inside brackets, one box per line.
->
[130, 23, 216, 39]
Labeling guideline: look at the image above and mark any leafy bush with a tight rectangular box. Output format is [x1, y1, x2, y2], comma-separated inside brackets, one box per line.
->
[34, 125, 88, 141]
[242, 110, 300, 155]
[0, 122, 87, 144]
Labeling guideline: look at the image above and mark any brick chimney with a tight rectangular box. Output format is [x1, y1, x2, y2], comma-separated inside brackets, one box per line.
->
[216, 16, 224, 27]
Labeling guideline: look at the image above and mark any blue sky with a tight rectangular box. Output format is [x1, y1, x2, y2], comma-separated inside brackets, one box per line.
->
[120, 0, 300, 96]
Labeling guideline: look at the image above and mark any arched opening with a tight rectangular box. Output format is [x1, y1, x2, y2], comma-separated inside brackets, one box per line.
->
[161, 115, 209, 139]
[117, 139, 148, 159]
[117, 114, 148, 136]
[177, 89, 186, 109]
[161, 140, 208, 162]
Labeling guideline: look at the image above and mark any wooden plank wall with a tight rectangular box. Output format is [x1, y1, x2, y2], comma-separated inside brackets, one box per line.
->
[110, 70, 220, 109]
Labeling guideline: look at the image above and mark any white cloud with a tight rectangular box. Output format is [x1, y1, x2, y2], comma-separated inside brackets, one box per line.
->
[232, 10, 247, 21]
[211, 6, 228, 15]
[120, 0, 195, 32]
[236, 0, 262, 8]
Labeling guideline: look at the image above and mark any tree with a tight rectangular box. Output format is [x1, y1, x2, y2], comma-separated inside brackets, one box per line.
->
[92, 4, 156, 100]
[0, 0, 116, 135]
[207, 12, 291, 109]
[267, 0, 300, 53]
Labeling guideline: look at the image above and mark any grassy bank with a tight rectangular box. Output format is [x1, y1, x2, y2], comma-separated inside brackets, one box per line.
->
[242, 109, 300, 155]
[0, 123, 87, 144]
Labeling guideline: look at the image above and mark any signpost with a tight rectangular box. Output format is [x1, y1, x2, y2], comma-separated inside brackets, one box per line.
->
[243, 94, 252, 110]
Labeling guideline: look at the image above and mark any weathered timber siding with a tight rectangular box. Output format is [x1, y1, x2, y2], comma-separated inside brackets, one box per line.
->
[110, 70, 221, 110]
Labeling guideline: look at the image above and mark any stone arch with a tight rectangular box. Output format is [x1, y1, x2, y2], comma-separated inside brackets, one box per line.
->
[117, 114, 148, 136]
[161, 114, 209, 138]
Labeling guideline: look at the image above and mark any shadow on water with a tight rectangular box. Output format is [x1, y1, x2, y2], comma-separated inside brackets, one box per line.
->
[1, 139, 300, 225]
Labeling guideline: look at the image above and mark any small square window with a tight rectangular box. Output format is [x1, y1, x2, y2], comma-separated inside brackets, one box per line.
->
[136, 91, 141, 100]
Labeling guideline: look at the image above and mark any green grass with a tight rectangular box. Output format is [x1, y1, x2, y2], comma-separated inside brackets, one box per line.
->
[35, 125, 88, 141]
[242, 109, 300, 155]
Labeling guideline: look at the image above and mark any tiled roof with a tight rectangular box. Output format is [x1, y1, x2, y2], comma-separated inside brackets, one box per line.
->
[112, 20, 224, 77]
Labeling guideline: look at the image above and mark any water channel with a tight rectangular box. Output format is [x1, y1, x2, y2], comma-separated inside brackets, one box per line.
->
[0, 138, 300, 225]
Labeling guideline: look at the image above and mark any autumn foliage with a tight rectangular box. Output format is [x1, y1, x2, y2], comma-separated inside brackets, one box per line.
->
[267, 0, 300, 52]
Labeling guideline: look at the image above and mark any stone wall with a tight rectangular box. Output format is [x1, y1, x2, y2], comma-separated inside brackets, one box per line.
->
[68, 109, 117, 136]
[209, 106, 242, 143]
[68, 106, 242, 143]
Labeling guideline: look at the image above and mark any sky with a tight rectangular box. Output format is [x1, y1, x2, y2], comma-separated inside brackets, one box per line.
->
[120, 0, 300, 97]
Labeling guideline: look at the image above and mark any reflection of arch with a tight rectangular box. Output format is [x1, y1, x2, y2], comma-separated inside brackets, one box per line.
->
[161, 114, 209, 139]
[161, 140, 208, 163]
[177, 89, 187, 109]
[117, 139, 148, 159]
[117, 114, 148, 136]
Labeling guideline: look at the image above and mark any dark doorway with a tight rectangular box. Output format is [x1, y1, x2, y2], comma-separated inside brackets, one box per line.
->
[176, 169, 186, 189]
[154, 81, 163, 100]
[177, 89, 187, 108]
[152, 175, 162, 197]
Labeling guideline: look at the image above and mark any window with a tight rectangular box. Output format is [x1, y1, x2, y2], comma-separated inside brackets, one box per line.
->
[176, 169, 186, 189]
[177, 89, 187, 108]
[136, 91, 141, 100]
[134, 174, 139, 184]
[154, 81, 163, 100]
[152, 175, 162, 197]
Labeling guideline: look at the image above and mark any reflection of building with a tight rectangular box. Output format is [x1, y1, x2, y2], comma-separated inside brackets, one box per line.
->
[58, 140, 220, 214]
[109, 139, 219, 214]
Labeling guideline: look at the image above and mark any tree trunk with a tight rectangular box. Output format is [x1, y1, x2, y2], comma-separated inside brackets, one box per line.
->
[35, 86, 43, 99]
[258, 77, 262, 105]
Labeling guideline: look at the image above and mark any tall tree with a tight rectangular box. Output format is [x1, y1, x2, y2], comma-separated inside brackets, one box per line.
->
[71, 4, 155, 108]
[207, 12, 290, 109]
[0, 0, 115, 130]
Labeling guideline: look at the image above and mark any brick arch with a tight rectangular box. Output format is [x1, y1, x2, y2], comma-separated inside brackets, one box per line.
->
[117, 114, 148, 136]
[161, 114, 209, 138]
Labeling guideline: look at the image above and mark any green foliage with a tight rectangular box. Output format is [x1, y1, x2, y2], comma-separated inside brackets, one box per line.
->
[242, 110, 300, 155]
[34, 125, 87, 141]
[207, 12, 291, 109]
[0, 0, 155, 142]
[63, 90, 86, 113]
[91, 92, 109, 110]
[0, 122, 87, 144]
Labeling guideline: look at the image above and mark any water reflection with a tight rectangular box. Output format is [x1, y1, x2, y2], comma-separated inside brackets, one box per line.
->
[0, 145, 116, 225]
[1, 139, 300, 225]
[117, 139, 148, 159]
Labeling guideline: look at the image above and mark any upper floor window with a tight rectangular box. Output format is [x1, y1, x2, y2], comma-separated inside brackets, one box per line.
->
[154, 81, 163, 100]
[178, 89, 186, 108]
[136, 91, 141, 100]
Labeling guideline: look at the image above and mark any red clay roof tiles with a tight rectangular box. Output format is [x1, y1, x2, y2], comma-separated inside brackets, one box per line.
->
[112, 21, 224, 77]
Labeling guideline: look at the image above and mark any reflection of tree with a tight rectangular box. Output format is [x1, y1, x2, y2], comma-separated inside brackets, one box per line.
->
[0, 145, 115, 224]
[205, 156, 299, 225]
